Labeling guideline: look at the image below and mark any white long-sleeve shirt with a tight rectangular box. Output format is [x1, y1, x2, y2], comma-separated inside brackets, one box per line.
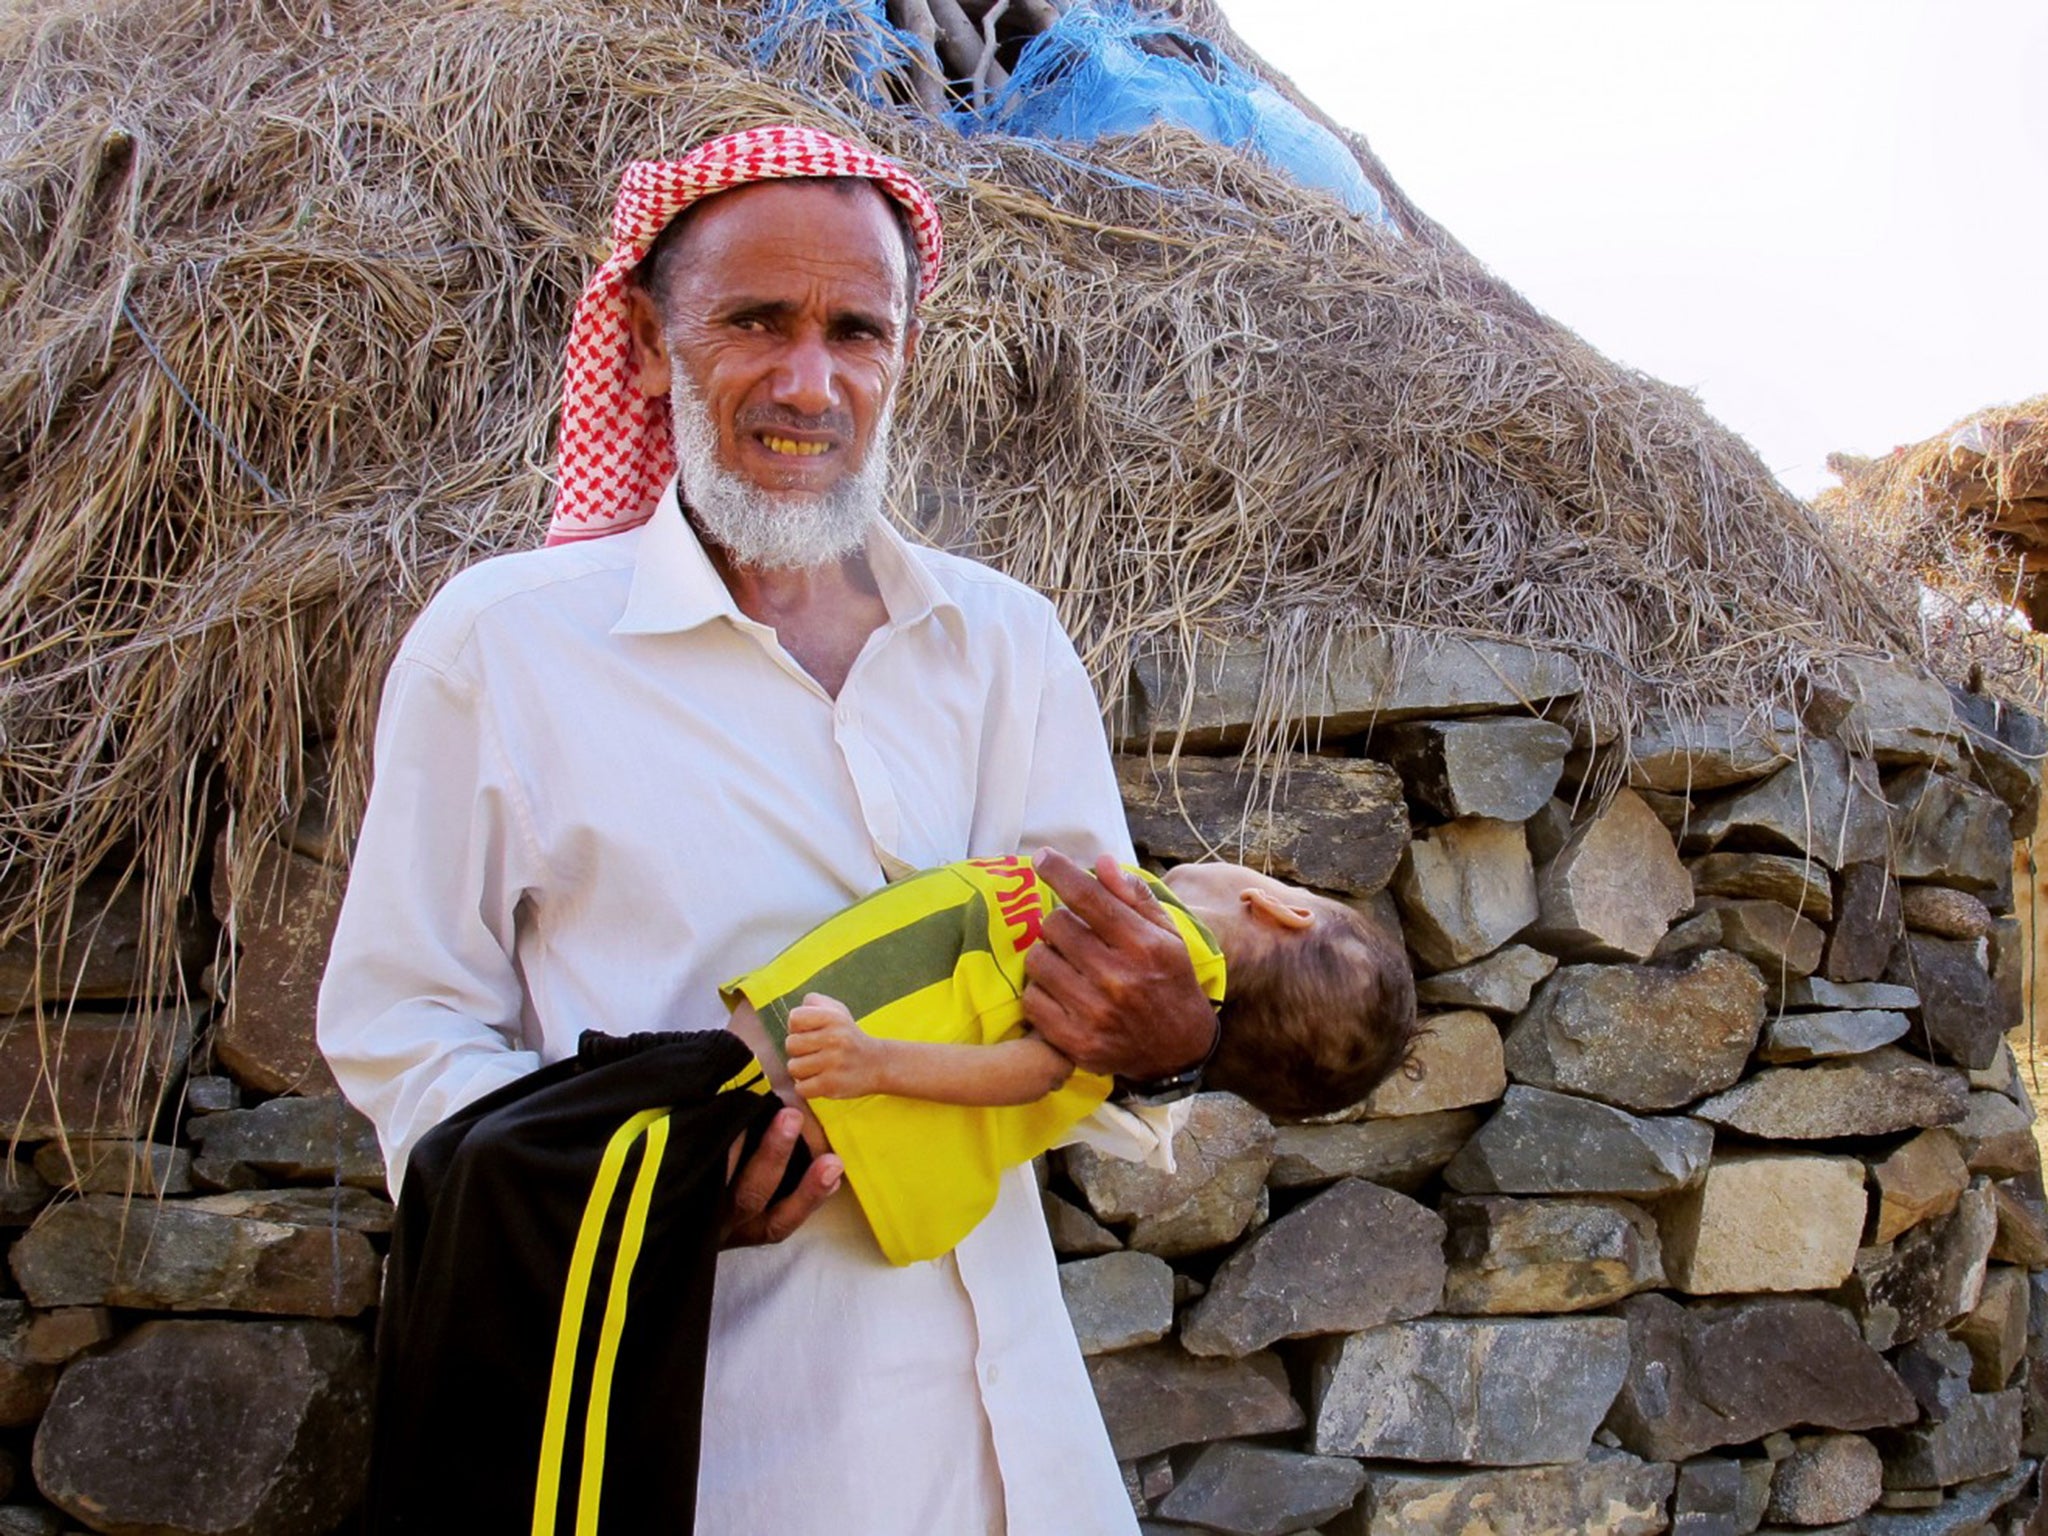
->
[318, 483, 1146, 1534]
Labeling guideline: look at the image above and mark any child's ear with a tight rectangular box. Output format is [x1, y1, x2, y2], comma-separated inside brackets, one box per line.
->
[1241, 887, 1315, 931]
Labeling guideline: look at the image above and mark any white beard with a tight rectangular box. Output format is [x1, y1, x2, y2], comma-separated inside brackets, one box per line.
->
[668, 375, 892, 571]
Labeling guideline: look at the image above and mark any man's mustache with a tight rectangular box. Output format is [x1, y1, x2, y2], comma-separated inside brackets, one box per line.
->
[735, 405, 856, 441]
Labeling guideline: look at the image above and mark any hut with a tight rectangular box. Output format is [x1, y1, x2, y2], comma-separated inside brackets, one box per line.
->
[1, 0, 2043, 1530]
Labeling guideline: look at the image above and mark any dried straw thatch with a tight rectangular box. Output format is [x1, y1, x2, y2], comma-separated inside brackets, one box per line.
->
[1819, 395, 2048, 685]
[1, 0, 1926, 997]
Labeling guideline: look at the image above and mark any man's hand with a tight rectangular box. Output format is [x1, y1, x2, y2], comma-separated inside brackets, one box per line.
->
[720, 1107, 843, 1249]
[786, 993, 885, 1099]
[1021, 849, 1219, 1079]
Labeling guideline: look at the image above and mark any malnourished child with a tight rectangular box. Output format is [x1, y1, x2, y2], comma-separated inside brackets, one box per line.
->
[722, 852, 1417, 1264]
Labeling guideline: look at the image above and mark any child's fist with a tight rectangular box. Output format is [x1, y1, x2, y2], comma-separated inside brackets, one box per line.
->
[784, 993, 880, 1100]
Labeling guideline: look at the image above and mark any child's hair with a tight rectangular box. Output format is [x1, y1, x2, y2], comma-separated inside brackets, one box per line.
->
[1206, 902, 1418, 1121]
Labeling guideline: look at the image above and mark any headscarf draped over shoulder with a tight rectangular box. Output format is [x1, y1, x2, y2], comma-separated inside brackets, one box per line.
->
[547, 125, 943, 546]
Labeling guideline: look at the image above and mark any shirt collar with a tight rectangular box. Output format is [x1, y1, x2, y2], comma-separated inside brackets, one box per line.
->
[611, 479, 965, 643]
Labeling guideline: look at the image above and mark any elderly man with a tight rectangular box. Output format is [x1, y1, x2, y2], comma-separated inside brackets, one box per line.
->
[319, 125, 1216, 1534]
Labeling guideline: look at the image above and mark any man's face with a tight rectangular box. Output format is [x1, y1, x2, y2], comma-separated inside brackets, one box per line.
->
[626, 179, 919, 568]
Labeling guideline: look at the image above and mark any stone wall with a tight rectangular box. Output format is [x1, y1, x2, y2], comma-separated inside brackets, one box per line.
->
[0, 631, 2043, 1534]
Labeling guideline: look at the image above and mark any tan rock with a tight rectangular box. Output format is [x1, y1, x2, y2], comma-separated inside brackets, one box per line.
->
[1440, 1195, 1663, 1314]
[1989, 1177, 2048, 1267]
[1391, 818, 1538, 970]
[1356, 1010, 1503, 1119]
[1869, 1130, 1971, 1243]
[1693, 897, 1826, 977]
[1656, 1150, 1866, 1294]
[1953, 1265, 2030, 1392]
[1523, 790, 1693, 961]
[1066, 1093, 1274, 1257]
[1688, 851, 1833, 919]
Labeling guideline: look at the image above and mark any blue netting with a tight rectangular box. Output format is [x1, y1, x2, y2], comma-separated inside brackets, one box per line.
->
[982, 4, 1388, 222]
[750, 0, 1388, 224]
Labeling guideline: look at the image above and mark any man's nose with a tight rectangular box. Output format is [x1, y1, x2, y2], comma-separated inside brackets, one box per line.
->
[769, 334, 839, 416]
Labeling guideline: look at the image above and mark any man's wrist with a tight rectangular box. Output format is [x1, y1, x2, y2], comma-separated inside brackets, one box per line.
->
[1109, 1008, 1222, 1107]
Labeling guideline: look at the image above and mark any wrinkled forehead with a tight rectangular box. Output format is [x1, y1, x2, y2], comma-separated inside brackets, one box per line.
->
[639, 176, 919, 312]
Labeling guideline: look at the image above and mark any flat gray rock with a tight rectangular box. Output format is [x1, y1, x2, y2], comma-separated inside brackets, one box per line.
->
[1118, 631, 1584, 749]
[1352, 1451, 1675, 1536]
[1377, 717, 1572, 823]
[1266, 1111, 1478, 1193]
[1153, 1442, 1366, 1536]
[1523, 789, 1694, 961]
[1043, 1190, 1121, 1257]
[1824, 861, 1905, 982]
[1502, 949, 1765, 1111]
[1878, 1390, 2022, 1490]
[1440, 1194, 1663, 1314]
[1860, 1460, 2037, 1534]
[1117, 754, 1409, 898]
[1888, 767, 2014, 895]
[1182, 1180, 1444, 1357]
[1392, 817, 1538, 970]
[187, 1096, 385, 1191]
[9, 1196, 380, 1317]
[1060, 1252, 1174, 1356]
[1693, 1047, 1969, 1140]
[1886, 934, 2001, 1071]
[1757, 1008, 1911, 1063]
[31, 1319, 371, 1536]
[1066, 1093, 1275, 1257]
[31, 1139, 191, 1197]
[1808, 656, 1963, 770]
[1444, 1085, 1712, 1197]
[1683, 741, 1891, 869]
[1606, 705, 1799, 793]
[1603, 1293, 1916, 1461]
[1778, 975, 1920, 1011]
[1310, 1315, 1629, 1465]
[1414, 944, 1556, 1015]
[1085, 1344, 1303, 1461]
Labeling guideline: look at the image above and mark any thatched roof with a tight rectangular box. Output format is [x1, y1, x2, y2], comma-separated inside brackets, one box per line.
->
[1819, 394, 2048, 665]
[1, 0, 1926, 984]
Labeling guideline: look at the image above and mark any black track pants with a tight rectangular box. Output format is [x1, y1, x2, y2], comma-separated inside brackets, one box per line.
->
[366, 1029, 783, 1535]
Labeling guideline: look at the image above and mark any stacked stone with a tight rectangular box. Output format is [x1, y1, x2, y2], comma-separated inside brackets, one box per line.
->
[0, 778, 381, 1536]
[1, 630, 2045, 1535]
[1071, 635, 2048, 1536]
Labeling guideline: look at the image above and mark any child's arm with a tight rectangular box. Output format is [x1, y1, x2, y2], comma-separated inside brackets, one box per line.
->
[785, 993, 1075, 1106]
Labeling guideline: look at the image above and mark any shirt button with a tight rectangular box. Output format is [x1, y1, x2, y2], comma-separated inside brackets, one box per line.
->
[982, 1362, 1001, 1387]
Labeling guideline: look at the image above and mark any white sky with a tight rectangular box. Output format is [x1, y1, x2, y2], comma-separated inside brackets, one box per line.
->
[1225, 1, 2048, 499]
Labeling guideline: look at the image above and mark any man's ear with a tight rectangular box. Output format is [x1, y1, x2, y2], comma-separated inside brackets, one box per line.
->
[901, 314, 922, 370]
[622, 284, 672, 399]
[1241, 887, 1315, 931]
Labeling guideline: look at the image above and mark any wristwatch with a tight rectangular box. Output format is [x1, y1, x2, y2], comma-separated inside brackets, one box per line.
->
[1109, 1009, 1222, 1107]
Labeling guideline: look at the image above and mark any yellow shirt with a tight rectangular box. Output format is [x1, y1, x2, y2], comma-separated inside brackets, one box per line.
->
[722, 856, 1226, 1265]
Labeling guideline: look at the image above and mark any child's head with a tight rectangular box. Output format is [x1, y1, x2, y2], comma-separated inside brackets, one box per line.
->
[1161, 861, 1418, 1121]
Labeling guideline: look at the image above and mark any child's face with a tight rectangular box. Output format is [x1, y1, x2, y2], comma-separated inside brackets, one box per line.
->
[1160, 861, 1340, 961]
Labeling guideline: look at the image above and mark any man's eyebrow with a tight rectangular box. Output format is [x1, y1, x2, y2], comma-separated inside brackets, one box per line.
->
[714, 296, 902, 337]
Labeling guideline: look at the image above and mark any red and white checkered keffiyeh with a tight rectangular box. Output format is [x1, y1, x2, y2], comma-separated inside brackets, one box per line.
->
[545, 125, 944, 546]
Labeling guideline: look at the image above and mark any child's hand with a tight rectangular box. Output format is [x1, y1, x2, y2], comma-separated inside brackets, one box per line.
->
[785, 994, 885, 1100]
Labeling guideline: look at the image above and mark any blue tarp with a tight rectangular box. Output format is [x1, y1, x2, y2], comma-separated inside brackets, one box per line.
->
[753, 0, 1391, 224]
